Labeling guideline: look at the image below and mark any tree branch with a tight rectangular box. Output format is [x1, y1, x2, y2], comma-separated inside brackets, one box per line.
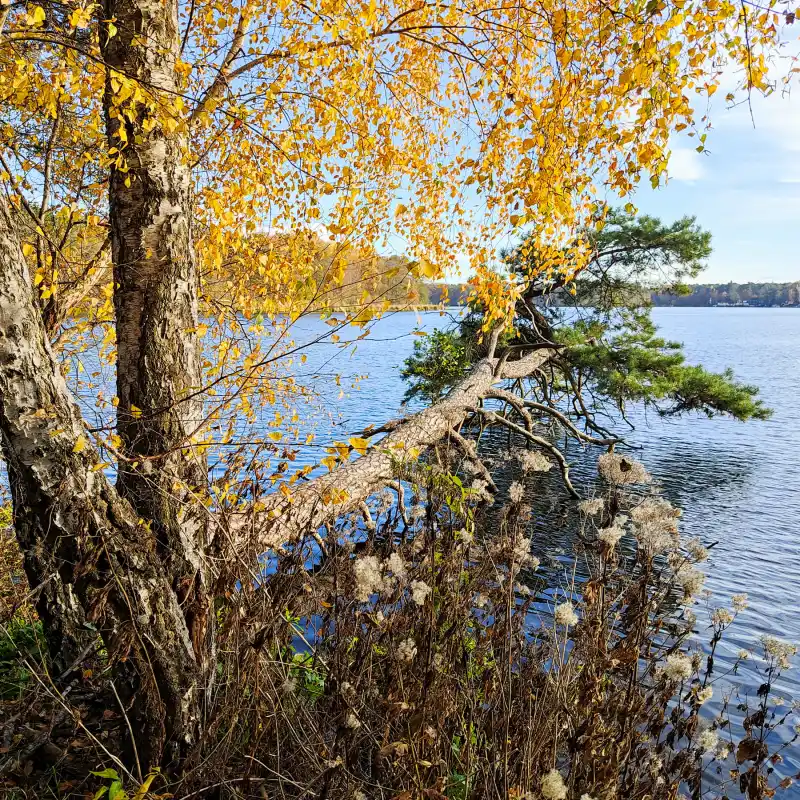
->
[472, 407, 579, 498]
[190, 10, 250, 122]
[520, 399, 621, 446]
[221, 347, 555, 554]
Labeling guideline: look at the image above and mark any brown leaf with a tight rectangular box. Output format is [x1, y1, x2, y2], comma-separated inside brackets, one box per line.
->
[610, 644, 639, 664]
[381, 742, 409, 757]
[737, 738, 768, 764]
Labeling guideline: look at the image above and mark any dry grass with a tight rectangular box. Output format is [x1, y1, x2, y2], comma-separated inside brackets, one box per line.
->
[0, 451, 797, 800]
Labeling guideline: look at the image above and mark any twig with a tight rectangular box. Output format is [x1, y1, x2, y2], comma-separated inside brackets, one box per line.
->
[472, 408, 579, 498]
[110, 679, 143, 782]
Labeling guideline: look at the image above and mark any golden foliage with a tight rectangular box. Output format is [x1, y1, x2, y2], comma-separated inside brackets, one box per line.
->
[0, 0, 795, 467]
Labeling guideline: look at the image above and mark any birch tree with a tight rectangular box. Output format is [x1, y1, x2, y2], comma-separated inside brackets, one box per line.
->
[0, 0, 794, 768]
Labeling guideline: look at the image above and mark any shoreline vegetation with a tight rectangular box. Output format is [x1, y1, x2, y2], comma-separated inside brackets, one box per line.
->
[2, 209, 792, 798]
[2, 0, 799, 793]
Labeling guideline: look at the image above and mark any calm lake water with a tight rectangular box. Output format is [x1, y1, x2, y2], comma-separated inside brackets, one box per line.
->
[284, 306, 800, 790]
[57, 305, 800, 790]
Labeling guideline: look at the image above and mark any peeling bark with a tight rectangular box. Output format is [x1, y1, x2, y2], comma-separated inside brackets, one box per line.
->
[0, 197, 203, 767]
[101, 0, 212, 676]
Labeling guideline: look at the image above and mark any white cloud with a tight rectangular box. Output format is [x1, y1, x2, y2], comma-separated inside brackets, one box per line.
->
[716, 92, 800, 151]
[667, 147, 706, 182]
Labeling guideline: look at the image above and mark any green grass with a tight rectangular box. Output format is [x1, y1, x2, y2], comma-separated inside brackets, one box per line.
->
[0, 615, 46, 699]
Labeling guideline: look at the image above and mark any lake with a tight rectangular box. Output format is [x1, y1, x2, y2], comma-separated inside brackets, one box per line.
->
[283, 306, 800, 790]
[57, 304, 800, 790]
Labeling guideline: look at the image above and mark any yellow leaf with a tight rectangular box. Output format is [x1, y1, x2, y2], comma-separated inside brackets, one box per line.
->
[69, 6, 92, 29]
[418, 256, 438, 279]
[27, 5, 46, 26]
[348, 436, 369, 456]
[131, 772, 159, 800]
[268, 431, 282, 442]
[321, 455, 338, 472]
[21, 243, 35, 258]
[72, 435, 87, 454]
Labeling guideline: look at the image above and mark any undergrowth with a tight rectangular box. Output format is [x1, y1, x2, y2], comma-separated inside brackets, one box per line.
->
[0, 448, 796, 800]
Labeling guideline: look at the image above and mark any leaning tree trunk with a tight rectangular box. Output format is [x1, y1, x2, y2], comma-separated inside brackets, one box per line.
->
[0, 196, 203, 768]
[100, 0, 212, 674]
[224, 345, 558, 555]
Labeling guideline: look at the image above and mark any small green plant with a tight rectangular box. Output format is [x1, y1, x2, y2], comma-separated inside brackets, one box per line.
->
[0, 615, 46, 699]
[401, 328, 473, 402]
[91, 767, 160, 800]
[292, 650, 326, 700]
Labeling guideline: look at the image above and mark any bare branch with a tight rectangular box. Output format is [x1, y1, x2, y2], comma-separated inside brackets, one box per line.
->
[473, 407, 579, 498]
[447, 427, 497, 492]
[520, 400, 621, 446]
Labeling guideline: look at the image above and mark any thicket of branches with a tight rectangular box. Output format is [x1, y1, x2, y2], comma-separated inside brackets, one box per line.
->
[2, 443, 798, 799]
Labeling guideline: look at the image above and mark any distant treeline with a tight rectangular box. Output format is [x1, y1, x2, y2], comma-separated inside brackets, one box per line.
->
[424, 283, 470, 305]
[650, 282, 800, 307]
[422, 281, 800, 308]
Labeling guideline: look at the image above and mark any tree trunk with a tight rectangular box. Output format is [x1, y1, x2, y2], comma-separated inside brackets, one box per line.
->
[100, 0, 212, 674]
[226, 345, 558, 554]
[2, 173, 560, 765]
[0, 196, 203, 767]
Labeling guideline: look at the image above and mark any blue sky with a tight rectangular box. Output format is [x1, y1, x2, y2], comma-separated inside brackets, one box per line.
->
[635, 87, 800, 284]
[441, 86, 800, 286]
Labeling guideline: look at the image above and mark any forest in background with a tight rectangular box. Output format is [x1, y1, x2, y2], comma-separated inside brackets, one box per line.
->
[424, 281, 800, 308]
[650, 281, 800, 306]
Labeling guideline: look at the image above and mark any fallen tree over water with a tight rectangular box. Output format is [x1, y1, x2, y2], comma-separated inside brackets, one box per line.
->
[233, 338, 561, 550]
[0, 197, 773, 773]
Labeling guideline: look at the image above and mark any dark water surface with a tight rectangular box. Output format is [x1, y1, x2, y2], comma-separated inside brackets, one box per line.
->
[285, 307, 800, 790]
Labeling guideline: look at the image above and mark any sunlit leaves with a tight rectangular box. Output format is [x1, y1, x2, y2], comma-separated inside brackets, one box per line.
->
[348, 437, 370, 456]
[0, 0, 795, 487]
[69, 6, 95, 30]
[25, 6, 46, 27]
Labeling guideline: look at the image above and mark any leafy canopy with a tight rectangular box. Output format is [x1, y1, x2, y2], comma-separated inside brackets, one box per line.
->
[3, 0, 793, 320]
[0, 0, 788, 470]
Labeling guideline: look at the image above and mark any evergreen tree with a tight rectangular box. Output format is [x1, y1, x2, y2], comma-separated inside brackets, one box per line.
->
[404, 211, 770, 425]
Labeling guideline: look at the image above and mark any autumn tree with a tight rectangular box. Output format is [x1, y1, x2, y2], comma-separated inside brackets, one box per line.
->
[0, 0, 794, 771]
